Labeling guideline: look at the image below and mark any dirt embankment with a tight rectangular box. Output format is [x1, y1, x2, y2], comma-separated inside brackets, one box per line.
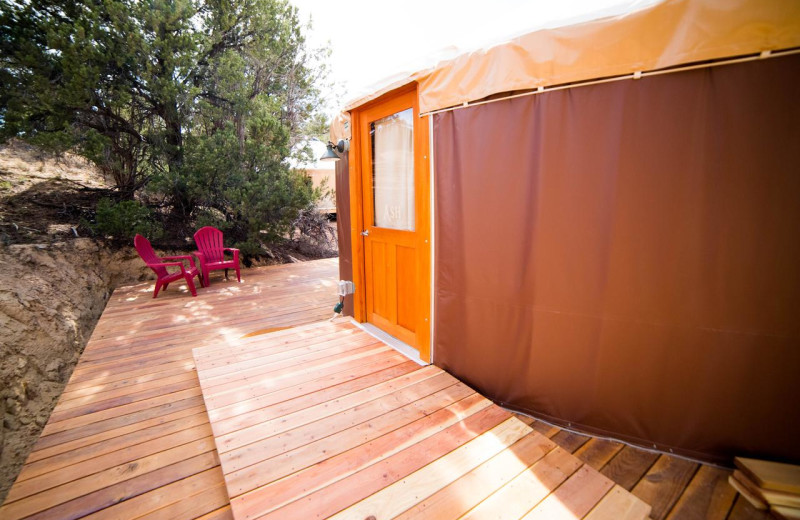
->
[0, 142, 153, 500]
[0, 239, 150, 501]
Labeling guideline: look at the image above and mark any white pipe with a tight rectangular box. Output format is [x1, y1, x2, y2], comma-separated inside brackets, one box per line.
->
[420, 48, 800, 117]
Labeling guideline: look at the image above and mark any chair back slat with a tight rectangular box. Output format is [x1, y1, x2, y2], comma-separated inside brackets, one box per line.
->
[194, 226, 226, 263]
[134, 235, 168, 277]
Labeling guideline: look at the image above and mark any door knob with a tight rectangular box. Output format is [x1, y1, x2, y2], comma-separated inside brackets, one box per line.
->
[361, 230, 370, 236]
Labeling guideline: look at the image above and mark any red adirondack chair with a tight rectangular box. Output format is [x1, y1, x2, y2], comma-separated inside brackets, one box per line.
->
[193, 226, 241, 287]
[134, 234, 204, 298]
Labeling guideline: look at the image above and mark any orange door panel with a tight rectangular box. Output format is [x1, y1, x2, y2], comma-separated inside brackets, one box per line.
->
[355, 87, 430, 359]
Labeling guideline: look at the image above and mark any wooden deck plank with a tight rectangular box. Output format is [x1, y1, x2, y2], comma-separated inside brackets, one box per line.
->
[202, 348, 405, 410]
[206, 353, 413, 423]
[218, 374, 462, 473]
[4, 451, 221, 520]
[392, 431, 557, 520]
[57, 362, 197, 402]
[249, 406, 512, 520]
[32, 396, 206, 451]
[133, 483, 230, 520]
[520, 465, 616, 520]
[772, 505, 800, 520]
[4, 436, 217, 513]
[457, 446, 583, 520]
[210, 361, 420, 437]
[665, 465, 737, 520]
[327, 416, 535, 520]
[729, 474, 769, 510]
[575, 438, 625, 471]
[81, 468, 225, 519]
[631, 454, 699, 520]
[199, 342, 392, 397]
[585, 485, 653, 520]
[197, 334, 382, 389]
[16, 411, 210, 482]
[228, 393, 491, 516]
[48, 376, 200, 422]
[215, 365, 443, 453]
[551, 429, 591, 453]
[41, 387, 205, 436]
[601, 445, 660, 491]
[727, 495, 774, 520]
[531, 419, 561, 438]
[196, 505, 235, 520]
[194, 323, 361, 365]
[25, 405, 207, 464]
[189, 288, 650, 520]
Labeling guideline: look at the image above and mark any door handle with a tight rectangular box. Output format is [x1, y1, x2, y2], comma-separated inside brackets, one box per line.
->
[361, 230, 370, 237]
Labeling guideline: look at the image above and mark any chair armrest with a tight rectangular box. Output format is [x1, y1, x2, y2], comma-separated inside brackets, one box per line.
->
[162, 255, 197, 269]
[223, 248, 240, 262]
[152, 261, 187, 274]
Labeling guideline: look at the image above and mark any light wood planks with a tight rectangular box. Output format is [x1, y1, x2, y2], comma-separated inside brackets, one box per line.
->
[194, 321, 651, 520]
[735, 457, 800, 497]
[733, 470, 800, 509]
[0, 258, 340, 519]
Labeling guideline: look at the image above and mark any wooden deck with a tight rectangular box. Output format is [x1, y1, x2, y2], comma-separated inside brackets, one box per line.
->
[0, 258, 339, 519]
[0, 257, 776, 519]
[194, 319, 650, 520]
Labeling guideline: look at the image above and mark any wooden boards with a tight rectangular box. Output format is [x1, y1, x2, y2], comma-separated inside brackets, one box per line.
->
[736, 458, 800, 495]
[730, 459, 800, 519]
[0, 258, 340, 519]
[194, 320, 652, 520]
[728, 469, 800, 518]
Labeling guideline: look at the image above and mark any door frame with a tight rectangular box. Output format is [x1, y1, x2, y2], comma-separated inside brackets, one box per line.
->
[347, 83, 431, 362]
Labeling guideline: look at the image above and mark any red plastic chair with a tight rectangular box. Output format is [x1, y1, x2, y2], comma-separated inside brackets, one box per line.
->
[193, 226, 241, 287]
[134, 234, 204, 298]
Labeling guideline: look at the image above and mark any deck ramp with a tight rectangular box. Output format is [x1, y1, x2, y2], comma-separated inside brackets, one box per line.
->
[193, 319, 652, 520]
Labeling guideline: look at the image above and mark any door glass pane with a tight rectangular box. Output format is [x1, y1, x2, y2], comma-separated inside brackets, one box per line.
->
[371, 108, 414, 230]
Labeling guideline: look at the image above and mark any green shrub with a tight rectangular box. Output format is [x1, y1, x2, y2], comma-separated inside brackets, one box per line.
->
[90, 198, 162, 241]
[193, 207, 232, 232]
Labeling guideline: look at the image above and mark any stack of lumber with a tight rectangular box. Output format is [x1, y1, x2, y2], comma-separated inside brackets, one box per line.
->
[728, 457, 800, 519]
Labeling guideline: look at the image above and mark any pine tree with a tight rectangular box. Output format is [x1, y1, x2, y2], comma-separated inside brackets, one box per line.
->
[1, 0, 327, 249]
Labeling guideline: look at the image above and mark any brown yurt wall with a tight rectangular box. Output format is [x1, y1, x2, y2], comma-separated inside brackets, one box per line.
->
[334, 153, 354, 316]
[432, 54, 800, 464]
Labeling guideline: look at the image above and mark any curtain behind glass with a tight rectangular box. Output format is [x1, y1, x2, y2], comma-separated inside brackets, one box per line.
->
[372, 108, 414, 230]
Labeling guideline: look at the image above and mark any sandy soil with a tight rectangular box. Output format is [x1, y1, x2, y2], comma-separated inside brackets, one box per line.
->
[0, 141, 112, 245]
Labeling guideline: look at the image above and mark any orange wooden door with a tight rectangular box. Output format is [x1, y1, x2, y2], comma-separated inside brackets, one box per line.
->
[358, 89, 430, 357]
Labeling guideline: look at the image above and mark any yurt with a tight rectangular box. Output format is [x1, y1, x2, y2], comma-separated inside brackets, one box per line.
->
[328, 0, 800, 463]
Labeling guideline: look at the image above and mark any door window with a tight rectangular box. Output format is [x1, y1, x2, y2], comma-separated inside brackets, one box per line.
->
[370, 108, 415, 231]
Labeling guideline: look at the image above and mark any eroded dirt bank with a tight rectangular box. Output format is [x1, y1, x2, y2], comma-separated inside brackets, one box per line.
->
[0, 239, 150, 502]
